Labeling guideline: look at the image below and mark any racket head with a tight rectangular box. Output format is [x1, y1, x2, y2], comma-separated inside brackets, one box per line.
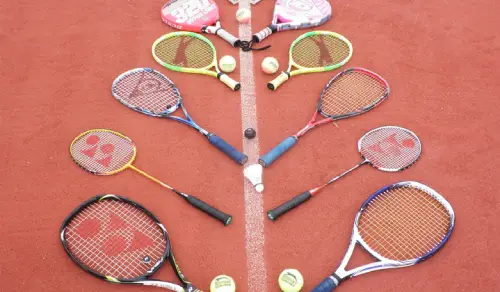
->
[272, 0, 331, 27]
[289, 31, 353, 73]
[161, 0, 219, 32]
[112, 68, 182, 117]
[152, 32, 217, 74]
[319, 68, 389, 119]
[70, 129, 136, 175]
[354, 181, 455, 264]
[358, 126, 422, 172]
[60, 194, 170, 282]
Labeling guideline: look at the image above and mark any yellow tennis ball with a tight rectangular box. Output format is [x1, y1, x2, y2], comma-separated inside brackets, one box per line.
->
[261, 57, 279, 74]
[278, 269, 304, 292]
[219, 55, 237, 73]
[210, 275, 236, 292]
[236, 8, 251, 23]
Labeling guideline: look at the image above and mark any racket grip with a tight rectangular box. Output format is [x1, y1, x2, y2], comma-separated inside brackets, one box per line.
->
[185, 195, 232, 226]
[268, 71, 290, 90]
[252, 26, 274, 43]
[218, 73, 241, 91]
[311, 277, 338, 292]
[259, 136, 296, 167]
[267, 191, 312, 221]
[208, 134, 248, 164]
[216, 28, 241, 47]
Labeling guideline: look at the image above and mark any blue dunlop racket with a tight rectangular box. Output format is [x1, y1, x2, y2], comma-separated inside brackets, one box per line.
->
[311, 181, 455, 292]
[112, 68, 247, 164]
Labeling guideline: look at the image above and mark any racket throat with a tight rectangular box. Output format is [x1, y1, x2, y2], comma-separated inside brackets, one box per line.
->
[296, 123, 315, 137]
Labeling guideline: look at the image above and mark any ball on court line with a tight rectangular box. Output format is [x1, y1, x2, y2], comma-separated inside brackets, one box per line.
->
[244, 128, 256, 139]
[261, 57, 279, 74]
[219, 55, 237, 73]
[278, 269, 304, 292]
[210, 275, 236, 292]
[236, 8, 251, 23]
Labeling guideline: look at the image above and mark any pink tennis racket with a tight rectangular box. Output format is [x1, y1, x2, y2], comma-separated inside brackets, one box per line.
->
[161, 0, 241, 48]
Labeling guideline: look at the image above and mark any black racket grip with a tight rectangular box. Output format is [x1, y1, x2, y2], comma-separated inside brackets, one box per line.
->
[267, 191, 312, 221]
[185, 195, 232, 226]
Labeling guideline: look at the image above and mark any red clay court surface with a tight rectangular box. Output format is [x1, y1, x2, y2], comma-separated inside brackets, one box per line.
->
[1, 0, 499, 291]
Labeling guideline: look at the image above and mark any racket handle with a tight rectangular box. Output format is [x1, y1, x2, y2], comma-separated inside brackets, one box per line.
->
[218, 73, 241, 91]
[267, 191, 312, 221]
[216, 28, 241, 47]
[259, 136, 296, 167]
[208, 134, 248, 164]
[268, 71, 290, 90]
[311, 277, 338, 292]
[252, 26, 275, 43]
[185, 194, 232, 226]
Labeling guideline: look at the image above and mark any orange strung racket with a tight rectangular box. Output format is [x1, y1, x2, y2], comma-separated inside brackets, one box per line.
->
[70, 129, 232, 226]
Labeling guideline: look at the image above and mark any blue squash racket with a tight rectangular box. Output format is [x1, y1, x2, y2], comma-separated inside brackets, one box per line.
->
[112, 68, 247, 164]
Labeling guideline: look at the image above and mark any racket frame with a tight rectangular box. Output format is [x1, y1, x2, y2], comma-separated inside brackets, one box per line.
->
[111, 68, 247, 164]
[268, 31, 353, 90]
[313, 181, 455, 290]
[60, 194, 195, 292]
[152, 32, 241, 90]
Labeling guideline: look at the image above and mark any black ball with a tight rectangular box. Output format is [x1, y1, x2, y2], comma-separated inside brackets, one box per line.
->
[244, 128, 257, 139]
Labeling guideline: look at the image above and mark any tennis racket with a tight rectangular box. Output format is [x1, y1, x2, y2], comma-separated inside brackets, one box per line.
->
[260, 68, 389, 167]
[311, 181, 455, 292]
[61, 194, 203, 291]
[70, 129, 232, 226]
[267, 31, 352, 90]
[267, 126, 421, 220]
[152, 32, 240, 91]
[161, 0, 241, 48]
[112, 68, 247, 165]
[250, 0, 332, 49]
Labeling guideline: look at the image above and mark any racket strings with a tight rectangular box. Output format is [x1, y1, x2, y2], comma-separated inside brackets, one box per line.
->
[358, 186, 452, 261]
[292, 35, 351, 68]
[70, 130, 136, 174]
[114, 71, 181, 115]
[359, 127, 421, 171]
[64, 200, 167, 279]
[154, 35, 214, 69]
[320, 71, 388, 117]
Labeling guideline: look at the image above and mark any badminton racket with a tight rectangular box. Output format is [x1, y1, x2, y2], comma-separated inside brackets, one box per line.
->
[152, 32, 240, 90]
[268, 126, 421, 220]
[260, 68, 389, 167]
[311, 181, 455, 292]
[61, 194, 203, 291]
[70, 129, 232, 226]
[112, 68, 247, 165]
[267, 31, 352, 90]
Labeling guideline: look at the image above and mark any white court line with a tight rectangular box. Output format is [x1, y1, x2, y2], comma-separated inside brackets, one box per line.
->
[238, 1, 267, 291]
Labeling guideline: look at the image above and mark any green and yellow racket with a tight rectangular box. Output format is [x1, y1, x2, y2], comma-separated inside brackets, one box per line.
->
[152, 31, 241, 91]
[268, 31, 353, 91]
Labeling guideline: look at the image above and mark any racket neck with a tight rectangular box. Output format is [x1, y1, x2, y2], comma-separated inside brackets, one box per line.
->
[326, 159, 369, 185]
[128, 165, 173, 191]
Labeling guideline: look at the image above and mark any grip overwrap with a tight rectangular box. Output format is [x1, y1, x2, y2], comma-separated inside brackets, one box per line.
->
[268, 71, 290, 90]
[185, 195, 232, 226]
[259, 136, 296, 167]
[267, 191, 312, 221]
[311, 278, 338, 292]
[218, 74, 241, 91]
[208, 134, 247, 164]
[216, 29, 240, 47]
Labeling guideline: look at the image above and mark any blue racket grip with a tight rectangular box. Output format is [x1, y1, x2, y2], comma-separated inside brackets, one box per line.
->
[259, 136, 297, 167]
[208, 134, 248, 165]
[311, 277, 338, 292]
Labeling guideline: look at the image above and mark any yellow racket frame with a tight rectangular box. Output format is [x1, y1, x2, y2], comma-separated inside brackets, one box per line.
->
[268, 31, 353, 91]
[152, 32, 240, 91]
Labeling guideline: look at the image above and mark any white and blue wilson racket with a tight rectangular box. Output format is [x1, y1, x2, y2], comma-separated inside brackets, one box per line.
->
[311, 181, 455, 292]
[112, 68, 247, 165]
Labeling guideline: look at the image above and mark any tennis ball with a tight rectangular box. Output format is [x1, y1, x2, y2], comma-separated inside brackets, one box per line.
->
[236, 8, 251, 23]
[278, 269, 304, 292]
[261, 57, 279, 74]
[210, 275, 236, 292]
[219, 55, 237, 73]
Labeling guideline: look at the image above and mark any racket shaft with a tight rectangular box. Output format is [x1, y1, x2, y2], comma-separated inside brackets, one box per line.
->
[184, 193, 232, 226]
[208, 134, 248, 164]
[219, 74, 241, 91]
[140, 280, 185, 291]
[259, 136, 297, 167]
[267, 191, 312, 221]
[311, 278, 338, 292]
[268, 72, 290, 90]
